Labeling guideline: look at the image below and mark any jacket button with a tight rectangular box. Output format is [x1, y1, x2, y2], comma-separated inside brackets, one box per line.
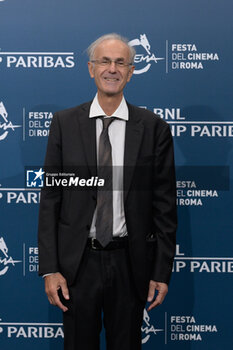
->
[86, 225, 90, 230]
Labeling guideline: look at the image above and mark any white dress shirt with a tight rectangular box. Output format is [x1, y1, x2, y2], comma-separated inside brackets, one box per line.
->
[89, 94, 128, 238]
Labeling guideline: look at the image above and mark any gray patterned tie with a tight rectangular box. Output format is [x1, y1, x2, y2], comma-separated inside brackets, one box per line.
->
[95, 117, 114, 247]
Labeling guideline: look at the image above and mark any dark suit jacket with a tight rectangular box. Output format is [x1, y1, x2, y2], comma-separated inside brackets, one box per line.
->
[38, 101, 177, 302]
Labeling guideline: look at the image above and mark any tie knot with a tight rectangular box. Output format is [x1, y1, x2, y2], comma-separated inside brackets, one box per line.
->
[102, 117, 115, 130]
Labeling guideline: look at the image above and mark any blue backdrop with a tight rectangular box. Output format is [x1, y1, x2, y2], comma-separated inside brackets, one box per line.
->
[0, 0, 232, 349]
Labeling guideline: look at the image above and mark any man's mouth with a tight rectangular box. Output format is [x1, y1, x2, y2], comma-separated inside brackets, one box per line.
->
[104, 77, 119, 82]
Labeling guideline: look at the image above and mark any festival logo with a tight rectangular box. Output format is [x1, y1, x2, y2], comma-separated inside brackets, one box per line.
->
[171, 43, 219, 70]
[141, 309, 163, 344]
[129, 34, 164, 74]
[0, 237, 21, 276]
[0, 102, 21, 141]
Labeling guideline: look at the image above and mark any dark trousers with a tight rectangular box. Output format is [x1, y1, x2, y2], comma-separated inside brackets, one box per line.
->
[62, 244, 146, 350]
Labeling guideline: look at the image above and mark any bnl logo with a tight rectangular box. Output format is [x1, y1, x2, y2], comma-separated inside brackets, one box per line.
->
[26, 168, 44, 187]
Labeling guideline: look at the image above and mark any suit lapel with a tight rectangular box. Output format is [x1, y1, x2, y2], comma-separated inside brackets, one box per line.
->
[124, 103, 144, 202]
[77, 102, 97, 177]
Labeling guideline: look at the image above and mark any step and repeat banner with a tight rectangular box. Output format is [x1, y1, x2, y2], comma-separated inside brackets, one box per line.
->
[0, 0, 232, 349]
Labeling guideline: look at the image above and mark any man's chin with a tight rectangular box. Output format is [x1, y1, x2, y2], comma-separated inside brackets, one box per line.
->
[105, 91, 118, 97]
[98, 87, 123, 98]
[102, 90, 120, 97]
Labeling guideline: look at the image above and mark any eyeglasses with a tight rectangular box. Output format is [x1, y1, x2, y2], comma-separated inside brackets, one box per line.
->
[90, 58, 133, 68]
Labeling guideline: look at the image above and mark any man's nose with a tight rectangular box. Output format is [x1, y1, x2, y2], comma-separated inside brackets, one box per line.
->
[108, 61, 117, 73]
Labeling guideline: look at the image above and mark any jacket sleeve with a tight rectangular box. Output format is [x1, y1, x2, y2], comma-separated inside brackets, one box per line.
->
[151, 122, 177, 284]
[38, 113, 62, 275]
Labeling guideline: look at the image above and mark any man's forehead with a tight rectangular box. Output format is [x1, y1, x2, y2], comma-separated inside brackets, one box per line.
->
[94, 39, 130, 58]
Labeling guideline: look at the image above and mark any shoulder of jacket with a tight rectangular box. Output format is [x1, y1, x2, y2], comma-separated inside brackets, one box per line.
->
[53, 101, 92, 120]
[127, 102, 169, 129]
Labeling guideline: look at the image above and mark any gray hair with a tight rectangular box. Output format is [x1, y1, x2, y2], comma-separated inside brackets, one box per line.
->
[87, 33, 136, 64]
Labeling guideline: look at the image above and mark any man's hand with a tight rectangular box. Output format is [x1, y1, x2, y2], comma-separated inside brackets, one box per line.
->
[147, 280, 168, 311]
[44, 272, 70, 312]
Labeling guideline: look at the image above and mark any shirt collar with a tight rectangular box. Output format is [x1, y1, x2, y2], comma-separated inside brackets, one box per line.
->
[89, 94, 128, 121]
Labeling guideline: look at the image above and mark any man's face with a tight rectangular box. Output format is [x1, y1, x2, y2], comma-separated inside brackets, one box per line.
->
[88, 39, 134, 98]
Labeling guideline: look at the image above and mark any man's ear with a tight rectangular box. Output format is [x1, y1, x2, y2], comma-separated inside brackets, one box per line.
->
[127, 65, 135, 82]
[88, 61, 94, 78]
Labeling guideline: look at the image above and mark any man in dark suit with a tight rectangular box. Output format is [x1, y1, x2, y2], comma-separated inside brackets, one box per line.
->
[38, 33, 177, 350]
